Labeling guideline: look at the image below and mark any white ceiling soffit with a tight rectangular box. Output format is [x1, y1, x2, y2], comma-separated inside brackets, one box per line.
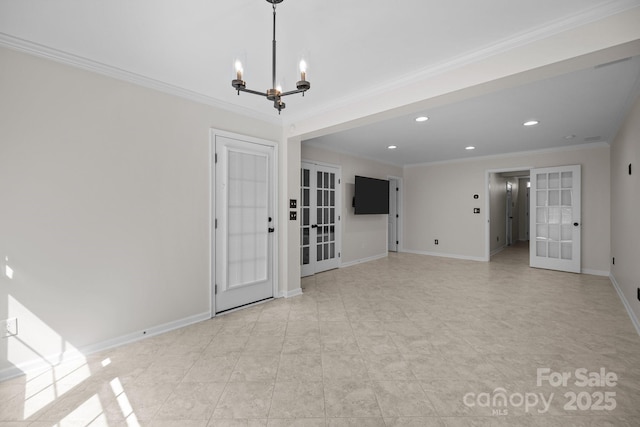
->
[304, 54, 640, 166]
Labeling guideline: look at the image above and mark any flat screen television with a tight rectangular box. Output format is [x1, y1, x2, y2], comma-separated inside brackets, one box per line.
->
[354, 175, 389, 215]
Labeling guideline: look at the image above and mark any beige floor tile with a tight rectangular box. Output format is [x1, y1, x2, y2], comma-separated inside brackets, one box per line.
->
[3, 245, 640, 426]
[276, 354, 323, 382]
[183, 354, 239, 383]
[326, 418, 386, 426]
[323, 380, 381, 418]
[282, 334, 322, 355]
[321, 353, 369, 381]
[320, 334, 361, 354]
[363, 353, 416, 381]
[155, 382, 225, 420]
[243, 335, 285, 354]
[212, 382, 275, 419]
[355, 334, 399, 355]
[229, 355, 280, 383]
[384, 417, 445, 427]
[371, 380, 437, 417]
[267, 419, 325, 427]
[208, 419, 267, 427]
[268, 382, 324, 418]
[285, 321, 320, 336]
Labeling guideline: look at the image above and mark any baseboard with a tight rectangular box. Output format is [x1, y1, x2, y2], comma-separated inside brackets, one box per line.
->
[581, 268, 610, 277]
[340, 253, 388, 268]
[609, 273, 640, 337]
[279, 288, 303, 298]
[0, 311, 211, 382]
[490, 246, 506, 257]
[401, 249, 486, 262]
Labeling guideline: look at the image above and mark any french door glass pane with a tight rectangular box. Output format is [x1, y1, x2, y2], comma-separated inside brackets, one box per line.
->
[227, 151, 268, 287]
[534, 171, 574, 261]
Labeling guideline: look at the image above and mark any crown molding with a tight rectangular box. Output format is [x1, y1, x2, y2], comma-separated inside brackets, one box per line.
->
[302, 140, 403, 168]
[0, 32, 282, 127]
[403, 141, 610, 169]
[285, 0, 640, 126]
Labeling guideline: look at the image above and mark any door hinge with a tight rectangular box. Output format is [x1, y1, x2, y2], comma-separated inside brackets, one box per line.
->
[396, 187, 399, 191]
[338, 215, 341, 221]
[396, 214, 399, 218]
[338, 252, 341, 258]
[215, 153, 218, 163]
[338, 179, 341, 184]
[215, 284, 218, 294]
[215, 218, 218, 229]
[396, 241, 399, 244]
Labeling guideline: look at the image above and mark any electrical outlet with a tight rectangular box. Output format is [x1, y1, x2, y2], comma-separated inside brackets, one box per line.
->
[3, 317, 18, 338]
[637, 288, 640, 302]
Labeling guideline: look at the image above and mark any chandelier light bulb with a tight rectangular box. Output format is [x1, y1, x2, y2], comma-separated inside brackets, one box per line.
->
[234, 60, 243, 80]
[299, 59, 307, 81]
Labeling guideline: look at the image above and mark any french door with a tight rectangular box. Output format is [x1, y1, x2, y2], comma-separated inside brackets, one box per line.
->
[300, 162, 341, 277]
[214, 133, 276, 313]
[529, 165, 581, 273]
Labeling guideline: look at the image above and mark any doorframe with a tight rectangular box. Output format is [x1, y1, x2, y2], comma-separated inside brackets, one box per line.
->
[301, 159, 343, 274]
[484, 167, 532, 262]
[387, 176, 403, 253]
[210, 128, 279, 318]
[506, 182, 513, 246]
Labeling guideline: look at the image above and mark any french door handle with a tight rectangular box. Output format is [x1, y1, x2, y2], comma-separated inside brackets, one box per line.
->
[268, 227, 275, 233]
[311, 224, 318, 229]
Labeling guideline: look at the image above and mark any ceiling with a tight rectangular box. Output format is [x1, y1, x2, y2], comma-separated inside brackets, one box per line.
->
[1, 0, 640, 165]
[305, 56, 640, 165]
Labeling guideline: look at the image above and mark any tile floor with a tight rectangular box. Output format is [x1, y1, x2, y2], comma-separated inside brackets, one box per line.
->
[2, 244, 640, 426]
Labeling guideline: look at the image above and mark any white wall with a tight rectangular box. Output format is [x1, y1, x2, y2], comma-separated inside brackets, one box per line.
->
[300, 144, 403, 265]
[610, 92, 640, 330]
[0, 46, 283, 375]
[403, 144, 610, 272]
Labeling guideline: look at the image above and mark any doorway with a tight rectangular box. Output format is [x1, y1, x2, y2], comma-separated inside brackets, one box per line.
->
[300, 161, 342, 277]
[487, 169, 530, 261]
[211, 130, 278, 314]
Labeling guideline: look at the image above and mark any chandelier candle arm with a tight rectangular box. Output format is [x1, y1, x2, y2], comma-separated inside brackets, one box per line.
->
[230, 0, 310, 113]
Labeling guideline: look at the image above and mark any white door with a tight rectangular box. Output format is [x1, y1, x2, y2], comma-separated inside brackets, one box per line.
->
[301, 162, 341, 277]
[388, 178, 399, 252]
[214, 134, 275, 313]
[530, 165, 581, 273]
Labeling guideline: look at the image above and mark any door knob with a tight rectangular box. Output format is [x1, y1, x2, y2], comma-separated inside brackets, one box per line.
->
[311, 224, 318, 228]
[268, 227, 275, 233]
[573, 222, 579, 227]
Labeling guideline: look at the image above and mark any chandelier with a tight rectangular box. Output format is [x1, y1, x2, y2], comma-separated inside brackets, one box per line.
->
[231, 0, 310, 114]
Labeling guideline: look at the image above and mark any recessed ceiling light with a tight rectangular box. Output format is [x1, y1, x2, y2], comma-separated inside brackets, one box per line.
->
[465, 146, 475, 150]
[523, 120, 539, 126]
[387, 145, 397, 150]
[415, 116, 429, 122]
